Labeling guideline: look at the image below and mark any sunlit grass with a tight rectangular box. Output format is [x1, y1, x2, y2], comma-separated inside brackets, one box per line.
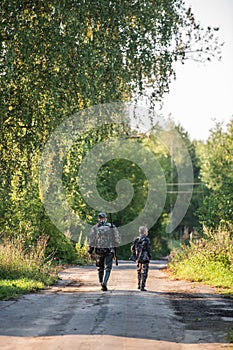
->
[227, 328, 233, 343]
[171, 259, 233, 292]
[0, 278, 45, 300]
[169, 223, 233, 295]
[75, 234, 91, 265]
[0, 234, 58, 300]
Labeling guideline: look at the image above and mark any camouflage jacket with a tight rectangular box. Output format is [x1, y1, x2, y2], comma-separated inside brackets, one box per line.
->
[130, 233, 152, 263]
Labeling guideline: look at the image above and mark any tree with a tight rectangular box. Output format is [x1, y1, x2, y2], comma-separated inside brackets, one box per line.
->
[145, 123, 203, 242]
[0, 0, 222, 258]
[196, 119, 233, 228]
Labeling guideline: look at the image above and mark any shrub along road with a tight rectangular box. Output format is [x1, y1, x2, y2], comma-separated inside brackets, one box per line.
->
[0, 260, 232, 350]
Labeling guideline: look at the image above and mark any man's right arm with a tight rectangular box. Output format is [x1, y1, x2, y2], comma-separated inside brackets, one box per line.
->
[129, 238, 137, 261]
[88, 248, 94, 260]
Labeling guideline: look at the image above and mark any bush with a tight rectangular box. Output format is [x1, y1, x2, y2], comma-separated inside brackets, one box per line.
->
[75, 234, 91, 264]
[0, 234, 58, 282]
[169, 222, 233, 291]
[40, 219, 78, 264]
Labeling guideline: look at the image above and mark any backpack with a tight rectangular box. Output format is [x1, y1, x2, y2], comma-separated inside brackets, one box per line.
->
[94, 222, 115, 255]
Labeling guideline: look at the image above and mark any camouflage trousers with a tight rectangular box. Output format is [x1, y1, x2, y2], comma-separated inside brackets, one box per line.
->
[137, 262, 149, 288]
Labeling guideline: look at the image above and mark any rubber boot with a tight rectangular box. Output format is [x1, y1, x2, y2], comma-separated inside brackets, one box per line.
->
[102, 270, 111, 287]
[98, 270, 104, 284]
[141, 282, 147, 291]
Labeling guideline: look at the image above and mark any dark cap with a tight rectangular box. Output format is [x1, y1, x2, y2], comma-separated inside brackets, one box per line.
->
[98, 212, 107, 218]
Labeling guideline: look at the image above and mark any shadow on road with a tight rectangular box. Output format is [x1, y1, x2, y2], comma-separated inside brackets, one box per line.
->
[0, 260, 232, 349]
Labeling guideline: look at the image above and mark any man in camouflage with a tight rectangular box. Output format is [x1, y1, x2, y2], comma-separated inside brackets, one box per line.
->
[131, 226, 152, 291]
[88, 213, 121, 291]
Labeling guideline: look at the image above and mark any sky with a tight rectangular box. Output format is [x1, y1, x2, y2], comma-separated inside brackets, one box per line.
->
[160, 0, 233, 141]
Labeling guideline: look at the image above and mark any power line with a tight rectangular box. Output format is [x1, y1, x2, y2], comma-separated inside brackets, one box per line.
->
[167, 191, 203, 194]
[166, 183, 203, 186]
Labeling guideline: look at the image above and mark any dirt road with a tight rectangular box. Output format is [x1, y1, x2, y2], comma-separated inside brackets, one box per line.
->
[0, 260, 232, 350]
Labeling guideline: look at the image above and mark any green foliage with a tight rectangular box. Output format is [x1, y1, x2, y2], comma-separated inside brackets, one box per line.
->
[63, 123, 132, 227]
[75, 234, 91, 265]
[0, 1, 222, 262]
[45, 228, 78, 264]
[151, 235, 169, 258]
[0, 234, 57, 280]
[169, 223, 233, 292]
[196, 119, 233, 228]
[0, 0, 221, 107]
[117, 214, 170, 260]
[0, 278, 45, 300]
[167, 125, 203, 236]
[0, 234, 58, 299]
[227, 328, 233, 343]
[145, 124, 203, 243]
[117, 243, 131, 260]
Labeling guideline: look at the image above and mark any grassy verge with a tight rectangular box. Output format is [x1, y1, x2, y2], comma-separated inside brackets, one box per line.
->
[168, 223, 233, 296]
[168, 223, 233, 344]
[169, 258, 233, 293]
[0, 278, 47, 300]
[0, 234, 58, 300]
[227, 328, 233, 343]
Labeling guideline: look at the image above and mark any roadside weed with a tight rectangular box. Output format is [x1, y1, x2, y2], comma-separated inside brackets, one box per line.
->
[169, 223, 233, 294]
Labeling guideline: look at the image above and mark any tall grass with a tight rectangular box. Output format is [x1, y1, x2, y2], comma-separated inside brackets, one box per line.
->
[75, 233, 91, 264]
[169, 223, 233, 293]
[0, 234, 58, 299]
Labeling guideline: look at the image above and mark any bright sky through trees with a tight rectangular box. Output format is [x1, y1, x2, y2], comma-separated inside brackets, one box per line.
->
[161, 0, 233, 141]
